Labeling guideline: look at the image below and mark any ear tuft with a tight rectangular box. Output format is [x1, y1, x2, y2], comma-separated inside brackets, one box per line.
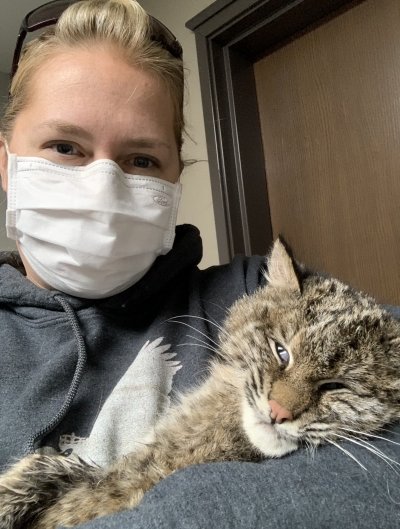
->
[264, 238, 301, 293]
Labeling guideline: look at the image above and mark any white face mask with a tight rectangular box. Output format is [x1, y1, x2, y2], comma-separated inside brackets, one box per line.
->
[5, 151, 182, 298]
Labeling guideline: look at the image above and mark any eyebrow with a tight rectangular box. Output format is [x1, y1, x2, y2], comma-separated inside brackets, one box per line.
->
[36, 120, 172, 150]
[37, 120, 93, 140]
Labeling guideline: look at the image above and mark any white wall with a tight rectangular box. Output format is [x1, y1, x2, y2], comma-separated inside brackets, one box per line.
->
[0, 0, 219, 266]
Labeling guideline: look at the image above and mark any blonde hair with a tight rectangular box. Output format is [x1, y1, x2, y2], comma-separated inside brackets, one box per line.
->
[2, 0, 185, 151]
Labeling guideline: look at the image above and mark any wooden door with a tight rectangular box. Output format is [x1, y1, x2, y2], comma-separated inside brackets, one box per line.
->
[254, 0, 400, 304]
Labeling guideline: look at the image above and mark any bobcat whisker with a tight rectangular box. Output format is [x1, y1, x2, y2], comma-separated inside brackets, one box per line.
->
[203, 309, 231, 337]
[325, 438, 368, 471]
[199, 307, 231, 341]
[167, 314, 227, 336]
[304, 439, 318, 459]
[335, 431, 398, 457]
[335, 432, 400, 505]
[176, 341, 220, 356]
[366, 426, 400, 438]
[166, 317, 222, 348]
[338, 427, 400, 447]
[186, 333, 221, 351]
[385, 478, 400, 505]
[346, 437, 400, 470]
[203, 300, 230, 318]
[331, 433, 400, 475]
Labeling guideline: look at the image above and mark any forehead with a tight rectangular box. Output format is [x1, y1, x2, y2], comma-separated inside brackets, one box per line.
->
[18, 45, 176, 143]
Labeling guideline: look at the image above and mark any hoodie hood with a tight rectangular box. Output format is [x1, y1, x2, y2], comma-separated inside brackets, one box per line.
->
[0, 224, 203, 312]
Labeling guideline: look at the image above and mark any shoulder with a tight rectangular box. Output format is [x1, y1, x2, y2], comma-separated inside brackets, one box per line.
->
[194, 254, 266, 311]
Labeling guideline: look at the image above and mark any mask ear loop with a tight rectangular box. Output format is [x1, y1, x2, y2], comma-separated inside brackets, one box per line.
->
[2, 140, 19, 239]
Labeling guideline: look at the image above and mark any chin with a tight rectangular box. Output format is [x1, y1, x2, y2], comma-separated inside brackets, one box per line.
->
[242, 401, 299, 457]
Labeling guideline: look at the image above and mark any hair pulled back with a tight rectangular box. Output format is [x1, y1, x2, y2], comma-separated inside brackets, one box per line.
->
[2, 0, 185, 151]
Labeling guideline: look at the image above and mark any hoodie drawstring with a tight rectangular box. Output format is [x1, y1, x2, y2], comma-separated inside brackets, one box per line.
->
[25, 294, 88, 454]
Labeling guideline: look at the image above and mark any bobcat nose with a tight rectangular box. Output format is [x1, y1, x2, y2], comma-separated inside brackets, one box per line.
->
[268, 399, 293, 423]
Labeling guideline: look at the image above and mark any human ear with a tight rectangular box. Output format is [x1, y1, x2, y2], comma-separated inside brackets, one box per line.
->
[0, 137, 8, 192]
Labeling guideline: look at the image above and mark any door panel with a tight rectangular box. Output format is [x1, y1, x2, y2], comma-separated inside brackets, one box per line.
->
[254, 0, 400, 304]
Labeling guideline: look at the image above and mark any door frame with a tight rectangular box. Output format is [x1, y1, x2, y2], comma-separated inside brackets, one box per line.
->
[187, 0, 365, 263]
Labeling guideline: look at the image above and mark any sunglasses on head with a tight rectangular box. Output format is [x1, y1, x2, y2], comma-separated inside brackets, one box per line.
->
[11, 0, 183, 79]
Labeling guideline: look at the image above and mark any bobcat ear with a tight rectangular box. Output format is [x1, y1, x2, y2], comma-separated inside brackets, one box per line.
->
[264, 238, 301, 293]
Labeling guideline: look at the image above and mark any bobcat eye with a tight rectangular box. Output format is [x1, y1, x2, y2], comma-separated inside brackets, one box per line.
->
[275, 342, 290, 365]
[275, 343, 289, 363]
[318, 381, 347, 392]
[268, 337, 290, 366]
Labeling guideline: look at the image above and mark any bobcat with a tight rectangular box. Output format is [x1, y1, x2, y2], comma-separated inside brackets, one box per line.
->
[1, 239, 399, 528]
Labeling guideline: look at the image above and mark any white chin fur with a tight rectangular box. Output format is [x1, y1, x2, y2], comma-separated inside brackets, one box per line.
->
[242, 402, 298, 457]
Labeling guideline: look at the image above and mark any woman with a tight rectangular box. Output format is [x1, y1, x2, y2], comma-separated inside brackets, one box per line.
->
[0, 1, 399, 528]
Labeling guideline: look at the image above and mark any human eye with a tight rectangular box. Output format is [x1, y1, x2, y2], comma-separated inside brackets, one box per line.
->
[40, 141, 85, 165]
[131, 155, 157, 170]
[121, 154, 161, 176]
[49, 143, 80, 156]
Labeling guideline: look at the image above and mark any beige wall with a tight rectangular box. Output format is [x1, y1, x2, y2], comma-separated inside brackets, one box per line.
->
[0, 72, 8, 111]
[0, 71, 13, 250]
[0, 0, 220, 267]
[140, 0, 218, 268]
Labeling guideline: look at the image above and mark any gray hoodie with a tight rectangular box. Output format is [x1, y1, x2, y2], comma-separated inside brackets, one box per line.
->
[0, 224, 265, 471]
